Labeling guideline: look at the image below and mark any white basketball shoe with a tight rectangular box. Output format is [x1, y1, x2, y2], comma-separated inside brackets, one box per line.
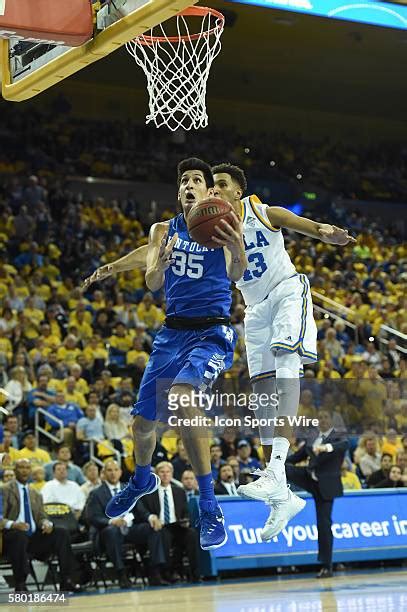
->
[260, 488, 306, 542]
[237, 468, 289, 503]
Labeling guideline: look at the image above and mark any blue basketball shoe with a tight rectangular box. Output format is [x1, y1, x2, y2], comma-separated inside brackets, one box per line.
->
[199, 505, 228, 550]
[105, 473, 160, 518]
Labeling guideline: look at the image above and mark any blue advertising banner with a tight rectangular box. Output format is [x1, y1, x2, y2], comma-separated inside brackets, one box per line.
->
[211, 490, 407, 558]
[227, 1, 407, 29]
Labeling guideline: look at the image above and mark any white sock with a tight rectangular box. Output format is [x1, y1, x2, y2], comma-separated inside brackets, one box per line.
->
[266, 437, 290, 479]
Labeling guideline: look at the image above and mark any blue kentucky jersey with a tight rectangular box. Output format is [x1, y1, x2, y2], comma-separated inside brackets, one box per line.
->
[164, 214, 231, 317]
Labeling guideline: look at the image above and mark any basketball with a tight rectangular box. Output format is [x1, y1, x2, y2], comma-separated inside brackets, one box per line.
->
[187, 197, 234, 249]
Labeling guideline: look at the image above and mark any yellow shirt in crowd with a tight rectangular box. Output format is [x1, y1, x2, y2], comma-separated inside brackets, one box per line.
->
[341, 471, 362, 490]
[136, 303, 165, 329]
[109, 334, 134, 353]
[57, 346, 82, 364]
[18, 447, 51, 466]
[126, 349, 150, 366]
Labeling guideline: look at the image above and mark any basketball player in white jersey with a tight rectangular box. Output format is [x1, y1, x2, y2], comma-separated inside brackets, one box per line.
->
[83, 164, 355, 540]
[210, 163, 355, 540]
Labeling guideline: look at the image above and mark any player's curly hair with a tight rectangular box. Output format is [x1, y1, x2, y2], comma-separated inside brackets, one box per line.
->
[212, 163, 248, 194]
[177, 157, 214, 189]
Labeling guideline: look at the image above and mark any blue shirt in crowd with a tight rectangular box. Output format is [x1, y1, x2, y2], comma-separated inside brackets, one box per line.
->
[46, 403, 84, 428]
[76, 416, 104, 440]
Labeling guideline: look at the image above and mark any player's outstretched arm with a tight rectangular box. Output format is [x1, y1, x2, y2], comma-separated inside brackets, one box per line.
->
[145, 222, 177, 292]
[212, 211, 248, 281]
[82, 245, 149, 290]
[266, 206, 356, 245]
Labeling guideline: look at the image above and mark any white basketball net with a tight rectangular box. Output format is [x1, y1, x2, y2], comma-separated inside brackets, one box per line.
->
[126, 7, 225, 131]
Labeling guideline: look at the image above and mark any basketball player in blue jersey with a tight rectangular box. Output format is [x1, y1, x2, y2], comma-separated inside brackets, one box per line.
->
[83, 162, 353, 543]
[103, 158, 247, 550]
[211, 163, 355, 541]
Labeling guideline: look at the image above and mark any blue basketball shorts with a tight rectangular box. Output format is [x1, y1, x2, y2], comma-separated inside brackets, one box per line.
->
[131, 323, 237, 421]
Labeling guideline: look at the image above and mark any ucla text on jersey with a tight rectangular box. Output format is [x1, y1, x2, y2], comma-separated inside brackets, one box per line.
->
[236, 195, 296, 306]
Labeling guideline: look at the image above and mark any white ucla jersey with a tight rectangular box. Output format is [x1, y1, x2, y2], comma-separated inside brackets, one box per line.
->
[236, 195, 297, 306]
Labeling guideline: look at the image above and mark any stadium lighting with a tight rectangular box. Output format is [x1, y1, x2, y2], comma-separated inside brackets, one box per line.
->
[227, 0, 407, 30]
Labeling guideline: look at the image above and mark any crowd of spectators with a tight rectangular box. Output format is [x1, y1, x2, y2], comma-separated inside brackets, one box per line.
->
[0, 111, 406, 589]
[0, 105, 407, 202]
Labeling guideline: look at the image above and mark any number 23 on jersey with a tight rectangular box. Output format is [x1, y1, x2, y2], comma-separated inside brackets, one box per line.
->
[243, 252, 268, 281]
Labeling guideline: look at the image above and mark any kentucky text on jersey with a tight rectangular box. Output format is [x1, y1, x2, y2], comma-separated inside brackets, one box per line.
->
[165, 214, 232, 318]
[173, 237, 211, 253]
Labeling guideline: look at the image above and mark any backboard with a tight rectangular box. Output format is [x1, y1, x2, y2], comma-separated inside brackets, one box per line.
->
[0, 0, 198, 102]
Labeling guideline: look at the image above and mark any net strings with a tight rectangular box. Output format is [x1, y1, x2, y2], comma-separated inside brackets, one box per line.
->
[126, 13, 224, 131]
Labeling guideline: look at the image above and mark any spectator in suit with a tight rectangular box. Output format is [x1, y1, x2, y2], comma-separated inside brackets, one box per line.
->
[1, 458, 80, 592]
[136, 461, 201, 583]
[171, 438, 192, 480]
[86, 460, 167, 588]
[284, 411, 348, 578]
[373, 465, 405, 488]
[366, 453, 393, 488]
[215, 465, 239, 496]
[181, 469, 199, 502]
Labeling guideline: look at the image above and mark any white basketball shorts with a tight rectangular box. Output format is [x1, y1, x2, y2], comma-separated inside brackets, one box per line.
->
[244, 273, 318, 382]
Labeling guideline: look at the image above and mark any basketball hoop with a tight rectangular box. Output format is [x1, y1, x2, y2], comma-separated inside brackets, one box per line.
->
[125, 6, 225, 131]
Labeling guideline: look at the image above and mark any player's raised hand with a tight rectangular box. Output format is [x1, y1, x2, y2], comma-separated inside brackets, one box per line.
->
[318, 224, 356, 246]
[82, 263, 115, 291]
[212, 211, 244, 251]
[157, 232, 178, 272]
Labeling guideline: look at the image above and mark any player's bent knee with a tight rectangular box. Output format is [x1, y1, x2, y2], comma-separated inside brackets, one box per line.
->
[275, 350, 301, 380]
[132, 415, 157, 436]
